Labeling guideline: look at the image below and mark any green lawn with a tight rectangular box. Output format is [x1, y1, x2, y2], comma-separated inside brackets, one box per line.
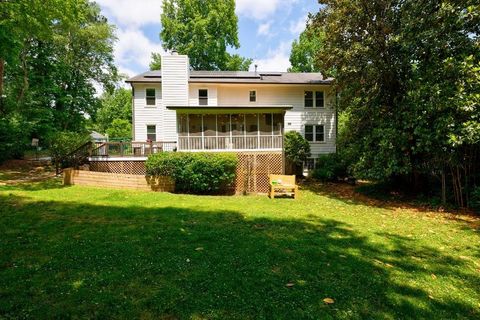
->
[0, 175, 479, 319]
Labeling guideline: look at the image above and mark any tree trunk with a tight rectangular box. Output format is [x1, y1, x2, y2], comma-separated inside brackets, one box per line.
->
[441, 169, 446, 206]
[456, 166, 464, 207]
[17, 48, 28, 103]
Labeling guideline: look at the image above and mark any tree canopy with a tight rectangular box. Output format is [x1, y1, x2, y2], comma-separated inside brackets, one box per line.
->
[0, 0, 117, 151]
[312, 0, 479, 206]
[288, 24, 324, 73]
[95, 88, 132, 135]
[159, 0, 252, 71]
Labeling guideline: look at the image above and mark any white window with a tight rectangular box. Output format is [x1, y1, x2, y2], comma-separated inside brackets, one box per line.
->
[304, 91, 325, 108]
[304, 91, 314, 108]
[305, 125, 325, 142]
[146, 88, 156, 106]
[249, 90, 256, 102]
[315, 91, 324, 108]
[199, 89, 208, 105]
[146, 125, 156, 141]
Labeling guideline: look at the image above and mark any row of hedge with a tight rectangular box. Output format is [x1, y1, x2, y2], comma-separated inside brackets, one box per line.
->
[146, 152, 237, 194]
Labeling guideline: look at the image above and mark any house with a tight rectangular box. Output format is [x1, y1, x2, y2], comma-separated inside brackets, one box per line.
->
[90, 131, 107, 142]
[88, 51, 336, 192]
[125, 52, 336, 170]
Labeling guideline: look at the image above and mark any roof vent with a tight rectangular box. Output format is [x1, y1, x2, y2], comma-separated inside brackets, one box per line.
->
[254, 64, 258, 73]
[172, 49, 178, 55]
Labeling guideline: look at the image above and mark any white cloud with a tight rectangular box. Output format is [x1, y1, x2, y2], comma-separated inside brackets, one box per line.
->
[96, 1, 166, 75]
[257, 21, 272, 36]
[250, 41, 291, 72]
[96, 0, 163, 27]
[289, 14, 307, 35]
[114, 28, 165, 71]
[236, 0, 279, 20]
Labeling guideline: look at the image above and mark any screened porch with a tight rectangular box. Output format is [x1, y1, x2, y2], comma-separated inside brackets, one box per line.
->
[176, 113, 284, 151]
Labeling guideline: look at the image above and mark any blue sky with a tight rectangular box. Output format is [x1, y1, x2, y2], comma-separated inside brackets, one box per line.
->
[96, 0, 321, 77]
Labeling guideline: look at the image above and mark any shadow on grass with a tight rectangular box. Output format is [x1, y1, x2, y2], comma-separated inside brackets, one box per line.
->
[0, 193, 478, 319]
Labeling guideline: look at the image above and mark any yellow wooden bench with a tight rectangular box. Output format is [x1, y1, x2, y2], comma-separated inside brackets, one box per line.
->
[269, 174, 298, 199]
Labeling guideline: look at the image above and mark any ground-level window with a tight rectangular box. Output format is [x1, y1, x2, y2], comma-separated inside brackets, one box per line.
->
[304, 158, 315, 170]
[147, 125, 156, 141]
[199, 89, 208, 105]
[305, 125, 325, 142]
[249, 90, 256, 102]
[146, 88, 156, 106]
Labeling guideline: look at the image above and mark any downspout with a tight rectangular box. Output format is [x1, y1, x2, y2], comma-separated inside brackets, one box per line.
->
[335, 88, 338, 154]
[130, 83, 135, 141]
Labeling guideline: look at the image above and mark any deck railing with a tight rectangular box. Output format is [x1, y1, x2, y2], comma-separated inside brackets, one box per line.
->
[91, 141, 177, 157]
[89, 135, 283, 158]
[178, 135, 283, 151]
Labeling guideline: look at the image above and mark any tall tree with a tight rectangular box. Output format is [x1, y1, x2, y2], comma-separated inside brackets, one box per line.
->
[0, 0, 117, 139]
[288, 24, 324, 73]
[95, 88, 132, 134]
[312, 0, 479, 206]
[150, 53, 162, 70]
[159, 0, 252, 70]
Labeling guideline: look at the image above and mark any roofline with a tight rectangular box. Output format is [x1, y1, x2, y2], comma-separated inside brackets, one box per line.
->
[125, 80, 333, 85]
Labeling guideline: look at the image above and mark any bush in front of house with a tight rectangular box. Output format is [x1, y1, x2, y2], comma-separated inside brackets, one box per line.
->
[146, 152, 238, 194]
[311, 153, 348, 182]
[284, 131, 311, 175]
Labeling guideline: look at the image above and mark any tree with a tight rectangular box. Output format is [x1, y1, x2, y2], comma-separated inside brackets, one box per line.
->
[284, 131, 311, 175]
[47, 131, 90, 174]
[312, 0, 479, 207]
[288, 24, 324, 73]
[159, 0, 251, 71]
[106, 119, 132, 140]
[95, 88, 132, 134]
[0, 0, 117, 152]
[150, 52, 162, 70]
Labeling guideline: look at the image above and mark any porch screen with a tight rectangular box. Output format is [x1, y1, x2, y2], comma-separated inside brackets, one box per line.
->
[177, 113, 284, 150]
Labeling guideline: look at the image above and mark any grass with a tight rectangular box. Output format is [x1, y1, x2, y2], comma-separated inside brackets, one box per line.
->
[0, 173, 479, 319]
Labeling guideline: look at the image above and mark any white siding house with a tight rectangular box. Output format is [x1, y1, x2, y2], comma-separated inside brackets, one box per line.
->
[127, 53, 336, 164]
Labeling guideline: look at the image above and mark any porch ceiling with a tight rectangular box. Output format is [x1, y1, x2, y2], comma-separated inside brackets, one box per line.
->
[166, 105, 293, 114]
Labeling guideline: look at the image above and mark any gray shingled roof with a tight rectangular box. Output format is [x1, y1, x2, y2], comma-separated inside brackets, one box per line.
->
[126, 70, 333, 84]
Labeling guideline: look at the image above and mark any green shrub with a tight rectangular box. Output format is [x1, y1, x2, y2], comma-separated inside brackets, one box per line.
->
[146, 152, 238, 194]
[284, 131, 311, 175]
[0, 118, 28, 164]
[284, 131, 311, 165]
[311, 153, 348, 181]
[47, 131, 91, 174]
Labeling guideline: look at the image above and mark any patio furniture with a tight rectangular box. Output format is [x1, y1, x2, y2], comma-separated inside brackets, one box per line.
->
[269, 174, 298, 199]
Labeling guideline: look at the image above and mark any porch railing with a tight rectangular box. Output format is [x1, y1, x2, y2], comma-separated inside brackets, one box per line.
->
[91, 141, 177, 157]
[178, 135, 283, 151]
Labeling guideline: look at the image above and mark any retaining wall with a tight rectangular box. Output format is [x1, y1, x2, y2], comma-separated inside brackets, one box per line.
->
[63, 168, 174, 192]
